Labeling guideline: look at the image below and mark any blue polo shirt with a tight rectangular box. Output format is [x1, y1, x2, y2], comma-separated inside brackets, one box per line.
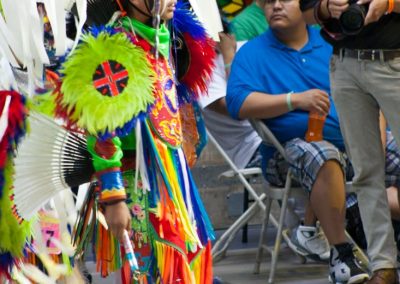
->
[226, 26, 345, 160]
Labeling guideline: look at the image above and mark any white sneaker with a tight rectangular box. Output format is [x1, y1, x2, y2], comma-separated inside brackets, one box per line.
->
[329, 243, 369, 284]
[286, 224, 330, 261]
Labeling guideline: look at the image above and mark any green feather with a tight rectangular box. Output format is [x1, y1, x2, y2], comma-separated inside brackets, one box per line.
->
[0, 156, 31, 257]
[31, 92, 56, 117]
[61, 31, 155, 136]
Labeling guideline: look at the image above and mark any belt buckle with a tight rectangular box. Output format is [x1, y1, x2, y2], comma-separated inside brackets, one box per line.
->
[358, 50, 376, 61]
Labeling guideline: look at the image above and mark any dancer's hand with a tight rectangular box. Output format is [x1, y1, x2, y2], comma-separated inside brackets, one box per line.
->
[104, 201, 131, 242]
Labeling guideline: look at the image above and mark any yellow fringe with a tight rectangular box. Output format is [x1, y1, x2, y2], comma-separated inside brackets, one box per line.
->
[154, 241, 195, 284]
[154, 136, 200, 248]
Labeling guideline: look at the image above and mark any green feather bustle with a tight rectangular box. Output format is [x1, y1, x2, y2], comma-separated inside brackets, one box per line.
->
[31, 92, 56, 117]
[61, 31, 155, 136]
[0, 156, 31, 257]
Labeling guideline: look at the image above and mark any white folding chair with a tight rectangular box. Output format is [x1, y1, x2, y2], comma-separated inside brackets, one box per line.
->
[206, 130, 281, 261]
[249, 119, 369, 284]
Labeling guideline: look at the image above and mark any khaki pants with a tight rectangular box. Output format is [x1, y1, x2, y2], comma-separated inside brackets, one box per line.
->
[330, 54, 400, 271]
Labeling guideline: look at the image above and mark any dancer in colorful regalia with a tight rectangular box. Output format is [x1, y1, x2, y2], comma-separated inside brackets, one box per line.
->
[56, 0, 216, 282]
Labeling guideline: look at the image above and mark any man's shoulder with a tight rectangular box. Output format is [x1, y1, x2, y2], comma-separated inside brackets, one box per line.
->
[236, 33, 268, 57]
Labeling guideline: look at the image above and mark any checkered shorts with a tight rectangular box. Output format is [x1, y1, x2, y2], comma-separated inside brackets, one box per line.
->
[264, 132, 400, 208]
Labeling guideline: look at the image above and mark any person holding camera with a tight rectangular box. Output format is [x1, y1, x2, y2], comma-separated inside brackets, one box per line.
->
[300, 0, 400, 283]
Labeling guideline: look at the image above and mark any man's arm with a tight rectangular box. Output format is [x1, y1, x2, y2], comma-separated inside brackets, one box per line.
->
[238, 89, 330, 119]
[359, 0, 400, 24]
[207, 97, 229, 116]
[219, 33, 236, 77]
[307, 0, 400, 26]
[302, 0, 349, 24]
[201, 33, 236, 116]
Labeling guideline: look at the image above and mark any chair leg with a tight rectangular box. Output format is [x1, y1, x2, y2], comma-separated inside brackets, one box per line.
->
[268, 175, 293, 284]
[254, 197, 273, 274]
[242, 186, 249, 243]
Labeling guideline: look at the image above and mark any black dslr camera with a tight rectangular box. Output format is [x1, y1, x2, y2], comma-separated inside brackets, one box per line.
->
[339, 0, 368, 35]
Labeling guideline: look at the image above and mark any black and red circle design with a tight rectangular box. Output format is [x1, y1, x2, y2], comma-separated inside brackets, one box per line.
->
[93, 60, 129, 97]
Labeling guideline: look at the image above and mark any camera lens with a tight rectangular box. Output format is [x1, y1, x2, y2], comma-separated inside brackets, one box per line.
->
[340, 4, 367, 35]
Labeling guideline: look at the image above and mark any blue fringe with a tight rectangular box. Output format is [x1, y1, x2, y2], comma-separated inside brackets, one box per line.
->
[98, 112, 147, 141]
[89, 25, 117, 38]
[0, 252, 14, 277]
[0, 171, 4, 199]
[172, 1, 208, 41]
[193, 102, 208, 157]
[173, 149, 214, 245]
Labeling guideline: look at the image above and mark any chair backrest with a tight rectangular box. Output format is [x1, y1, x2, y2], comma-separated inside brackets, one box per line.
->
[249, 119, 288, 161]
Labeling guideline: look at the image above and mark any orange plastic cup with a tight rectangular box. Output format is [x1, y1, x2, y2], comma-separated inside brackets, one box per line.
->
[305, 112, 326, 142]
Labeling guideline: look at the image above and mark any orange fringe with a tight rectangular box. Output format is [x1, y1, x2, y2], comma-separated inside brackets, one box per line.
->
[154, 241, 212, 284]
[190, 242, 213, 284]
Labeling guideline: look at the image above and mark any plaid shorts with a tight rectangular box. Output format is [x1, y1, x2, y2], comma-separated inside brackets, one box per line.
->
[264, 132, 400, 208]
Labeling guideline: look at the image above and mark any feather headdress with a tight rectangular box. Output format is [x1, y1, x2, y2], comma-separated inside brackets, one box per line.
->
[171, 1, 216, 101]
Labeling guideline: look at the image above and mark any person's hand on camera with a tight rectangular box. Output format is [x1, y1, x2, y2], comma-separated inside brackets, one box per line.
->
[357, 0, 387, 25]
[104, 201, 131, 242]
[327, 0, 350, 19]
[292, 89, 330, 115]
[218, 32, 236, 66]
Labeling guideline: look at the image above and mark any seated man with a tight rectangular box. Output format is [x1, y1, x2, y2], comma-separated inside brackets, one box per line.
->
[226, 0, 372, 282]
[202, 31, 331, 262]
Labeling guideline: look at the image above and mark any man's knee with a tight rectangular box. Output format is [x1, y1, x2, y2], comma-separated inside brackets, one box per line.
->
[287, 139, 345, 190]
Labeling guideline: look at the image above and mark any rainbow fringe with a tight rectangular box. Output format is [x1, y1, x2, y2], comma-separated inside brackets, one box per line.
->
[73, 119, 214, 283]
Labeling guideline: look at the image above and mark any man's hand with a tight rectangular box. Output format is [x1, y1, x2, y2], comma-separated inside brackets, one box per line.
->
[327, 0, 350, 18]
[292, 89, 330, 115]
[218, 32, 236, 66]
[357, 0, 388, 25]
[104, 201, 131, 242]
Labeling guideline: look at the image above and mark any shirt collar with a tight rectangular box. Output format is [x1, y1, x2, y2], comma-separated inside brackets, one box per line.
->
[265, 25, 324, 53]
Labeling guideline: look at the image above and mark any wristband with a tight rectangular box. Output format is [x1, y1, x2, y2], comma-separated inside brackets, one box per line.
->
[224, 62, 232, 69]
[286, 91, 294, 111]
[387, 0, 394, 13]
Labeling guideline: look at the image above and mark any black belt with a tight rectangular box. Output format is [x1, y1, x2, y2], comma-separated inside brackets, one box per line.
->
[333, 48, 400, 61]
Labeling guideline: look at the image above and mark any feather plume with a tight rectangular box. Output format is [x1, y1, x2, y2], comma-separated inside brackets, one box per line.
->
[13, 112, 94, 220]
[0, 157, 31, 279]
[171, 2, 216, 100]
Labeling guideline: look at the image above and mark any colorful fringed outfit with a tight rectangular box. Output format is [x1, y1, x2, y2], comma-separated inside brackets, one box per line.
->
[57, 4, 216, 283]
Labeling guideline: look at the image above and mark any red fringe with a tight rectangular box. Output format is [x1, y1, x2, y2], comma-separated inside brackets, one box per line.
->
[0, 91, 27, 169]
[53, 85, 84, 134]
[180, 34, 216, 99]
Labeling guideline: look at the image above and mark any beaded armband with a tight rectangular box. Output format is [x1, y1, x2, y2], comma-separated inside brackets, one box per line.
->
[97, 168, 127, 203]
